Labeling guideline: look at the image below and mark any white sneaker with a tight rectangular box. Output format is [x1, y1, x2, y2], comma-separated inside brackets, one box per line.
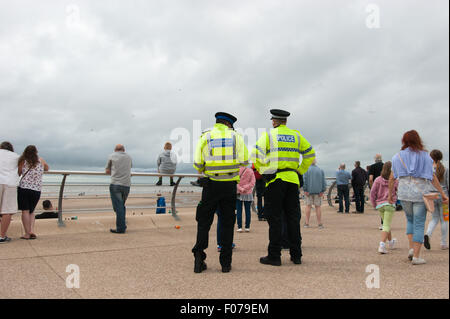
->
[244, 228, 250, 232]
[388, 238, 397, 250]
[378, 243, 388, 254]
[378, 226, 383, 230]
[237, 228, 243, 233]
[412, 257, 426, 265]
[407, 249, 414, 261]
[441, 244, 449, 250]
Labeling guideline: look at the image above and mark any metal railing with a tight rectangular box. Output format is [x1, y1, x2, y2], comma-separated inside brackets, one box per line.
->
[251, 177, 369, 211]
[45, 171, 368, 228]
[45, 170, 202, 226]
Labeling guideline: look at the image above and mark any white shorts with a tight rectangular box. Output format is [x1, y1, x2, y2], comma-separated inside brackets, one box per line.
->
[305, 194, 322, 206]
[0, 184, 18, 214]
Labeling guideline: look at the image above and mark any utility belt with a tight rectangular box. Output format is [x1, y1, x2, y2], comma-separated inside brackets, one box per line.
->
[262, 168, 299, 183]
[197, 174, 238, 187]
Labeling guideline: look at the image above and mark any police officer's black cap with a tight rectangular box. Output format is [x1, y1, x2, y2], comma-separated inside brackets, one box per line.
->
[270, 109, 290, 120]
[215, 112, 237, 125]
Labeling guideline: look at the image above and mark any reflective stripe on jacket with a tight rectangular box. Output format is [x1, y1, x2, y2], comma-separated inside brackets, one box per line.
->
[193, 123, 249, 182]
[251, 125, 315, 186]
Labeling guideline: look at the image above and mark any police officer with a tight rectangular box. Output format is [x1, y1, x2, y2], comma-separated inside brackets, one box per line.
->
[192, 112, 249, 273]
[252, 109, 316, 266]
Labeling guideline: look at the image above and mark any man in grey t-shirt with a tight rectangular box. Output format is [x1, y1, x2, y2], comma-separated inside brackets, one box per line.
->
[105, 144, 132, 234]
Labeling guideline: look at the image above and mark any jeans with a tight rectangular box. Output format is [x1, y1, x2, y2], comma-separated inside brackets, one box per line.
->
[402, 201, 427, 243]
[109, 184, 130, 232]
[236, 200, 252, 229]
[337, 184, 350, 212]
[426, 200, 449, 246]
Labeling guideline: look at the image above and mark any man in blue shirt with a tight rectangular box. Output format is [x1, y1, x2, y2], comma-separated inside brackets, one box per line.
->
[303, 160, 327, 228]
[336, 163, 352, 213]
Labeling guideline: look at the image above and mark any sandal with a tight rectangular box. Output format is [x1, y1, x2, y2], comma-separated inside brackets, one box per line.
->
[20, 236, 31, 240]
[30, 233, 37, 239]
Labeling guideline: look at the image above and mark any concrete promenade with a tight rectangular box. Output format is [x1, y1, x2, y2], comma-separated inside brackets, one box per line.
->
[0, 205, 448, 299]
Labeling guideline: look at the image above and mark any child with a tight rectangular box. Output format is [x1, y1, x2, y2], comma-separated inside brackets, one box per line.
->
[424, 150, 449, 250]
[370, 161, 399, 254]
[236, 166, 255, 232]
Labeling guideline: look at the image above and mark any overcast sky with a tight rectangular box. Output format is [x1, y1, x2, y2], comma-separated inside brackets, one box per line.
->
[0, 0, 448, 176]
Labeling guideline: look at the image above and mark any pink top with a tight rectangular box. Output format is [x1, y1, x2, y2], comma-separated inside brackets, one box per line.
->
[237, 166, 256, 195]
[370, 176, 398, 208]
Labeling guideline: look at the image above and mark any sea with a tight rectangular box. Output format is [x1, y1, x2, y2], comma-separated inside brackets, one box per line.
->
[41, 174, 201, 198]
[41, 173, 337, 199]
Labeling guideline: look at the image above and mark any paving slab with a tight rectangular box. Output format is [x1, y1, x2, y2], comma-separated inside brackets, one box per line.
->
[0, 205, 448, 299]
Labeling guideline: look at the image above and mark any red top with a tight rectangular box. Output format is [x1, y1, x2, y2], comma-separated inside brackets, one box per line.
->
[252, 163, 262, 180]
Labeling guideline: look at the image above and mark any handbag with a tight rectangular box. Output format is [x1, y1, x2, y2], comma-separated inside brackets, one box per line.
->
[443, 204, 449, 222]
[398, 153, 437, 213]
[423, 193, 439, 213]
[18, 167, 32, 186]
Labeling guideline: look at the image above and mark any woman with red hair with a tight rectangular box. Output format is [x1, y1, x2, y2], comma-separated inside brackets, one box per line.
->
[389, 130, 448, 265]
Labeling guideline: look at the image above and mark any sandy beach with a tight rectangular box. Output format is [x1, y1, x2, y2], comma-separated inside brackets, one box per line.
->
[0, 193, 448, 299]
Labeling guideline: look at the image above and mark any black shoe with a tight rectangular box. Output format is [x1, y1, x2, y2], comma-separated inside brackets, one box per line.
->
[194, 254, 207, 273]
[0, 236, 12, 243]
[259, 256, 281, 266]
[222, 265, 232, 273]
[156, 181, 162, 186]
[424, 235, 431, 250]
[110, 229, 125, 234]
[291, 256, 302, 264]
[170, 182, 176, 186]
[194, 262, 207, 273]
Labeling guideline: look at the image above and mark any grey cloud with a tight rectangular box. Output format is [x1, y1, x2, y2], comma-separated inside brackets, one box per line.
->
[0, 0, 448, 176]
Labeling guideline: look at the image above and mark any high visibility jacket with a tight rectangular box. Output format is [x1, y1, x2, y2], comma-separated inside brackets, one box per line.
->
[251, 125, 316, 186]
[194, 123, 249, 182]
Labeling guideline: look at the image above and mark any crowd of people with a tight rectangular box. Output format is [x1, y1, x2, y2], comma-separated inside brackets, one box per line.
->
[1, 124, 448, 271]
[332, 132, 449, 265]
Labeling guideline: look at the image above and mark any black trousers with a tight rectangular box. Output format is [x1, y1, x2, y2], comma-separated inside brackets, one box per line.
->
[353, 185, 365, 212]
[192, 179, 237, 267]
[337, 184, 350, 212]
[264, 179, 302, 260]
[255, 179, 266, 218]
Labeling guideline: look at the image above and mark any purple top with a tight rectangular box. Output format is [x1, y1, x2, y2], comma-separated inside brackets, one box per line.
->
[392, 148, 434, 181]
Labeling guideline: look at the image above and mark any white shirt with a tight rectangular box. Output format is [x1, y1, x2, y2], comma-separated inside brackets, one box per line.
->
[0, 149, 20, 186]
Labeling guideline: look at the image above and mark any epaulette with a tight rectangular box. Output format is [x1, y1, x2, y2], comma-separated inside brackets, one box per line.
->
[200, 129, 211, 137]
